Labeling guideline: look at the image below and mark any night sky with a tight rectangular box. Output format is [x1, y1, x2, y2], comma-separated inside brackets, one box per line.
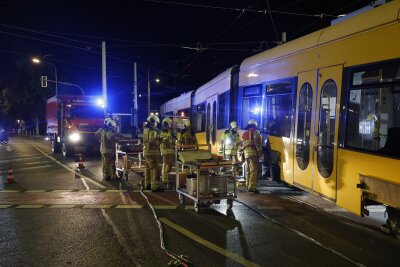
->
[0, 0, 373, 115]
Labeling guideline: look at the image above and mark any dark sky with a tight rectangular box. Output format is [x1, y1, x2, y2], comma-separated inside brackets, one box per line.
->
[0, 0, 373, 113]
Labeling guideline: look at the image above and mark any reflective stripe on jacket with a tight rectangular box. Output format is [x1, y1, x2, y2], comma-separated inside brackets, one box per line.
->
[95, 127, 117, 154]
[160, 129, 175, 156]
[219, 130, 240, 156]
[143, 126, 160, 157]
[242, 128, 262, 158]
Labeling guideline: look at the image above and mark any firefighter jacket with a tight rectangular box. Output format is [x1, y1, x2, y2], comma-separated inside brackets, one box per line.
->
[219, 129, 241, 156]
[160, 128, 175, 156]
[178, 127, 198, 146]
[95, 126, 118, 154]
[143, 124, 161, 157]
[242, 127, 262, 159]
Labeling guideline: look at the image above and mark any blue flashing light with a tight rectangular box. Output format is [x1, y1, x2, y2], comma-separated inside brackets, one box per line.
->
[251, 106, 261, 115]
[96, 98, 105, 108]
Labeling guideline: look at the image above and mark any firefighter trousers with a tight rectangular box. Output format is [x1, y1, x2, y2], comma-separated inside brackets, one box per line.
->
[145, 155, 160, 189]
[162, 154, 175, 184]
[102, 153, 117, 179]
[245, 156, 260, 191]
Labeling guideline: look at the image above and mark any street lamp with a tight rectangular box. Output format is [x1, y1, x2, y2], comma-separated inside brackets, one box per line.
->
[147, 69, 160, 115]
[32, 57, 58, 96]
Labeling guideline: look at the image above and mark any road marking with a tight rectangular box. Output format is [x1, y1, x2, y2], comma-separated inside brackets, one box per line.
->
[50, 205, 76, 208]
[82, 205, 112, 209]
[0, 155, 46, 163]
[32, 145, 106, 189]
[115, 204, 142, 209]
[106, 189, 127, 192]
[25, 190, 47, 192]
[0, 165, 53, 172]
[0, 205, 11, 208]
[153, 205, 177, 210]
[16, 205, 43, 208]
[160, 218, 260, 267]
[0, 190, 21, 193]
[53, 190, 72, 192]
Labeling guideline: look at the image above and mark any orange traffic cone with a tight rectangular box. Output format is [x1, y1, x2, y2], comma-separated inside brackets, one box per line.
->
[6, 166, 15, 184]
[76, 154, 85, 169]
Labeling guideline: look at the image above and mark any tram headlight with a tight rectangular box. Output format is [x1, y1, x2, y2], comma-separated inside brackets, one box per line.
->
[69, 132, 81, 142]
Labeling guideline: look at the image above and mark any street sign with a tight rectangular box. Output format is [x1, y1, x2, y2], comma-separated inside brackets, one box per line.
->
[41, 76, 47, 87]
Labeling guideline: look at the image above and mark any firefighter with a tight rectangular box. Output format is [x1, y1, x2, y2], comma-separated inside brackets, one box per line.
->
[242, 119, 262, 193]
[95, 118, 121, 180]
[178, 121, 198, 146]
[219, 121, 241, 163]
[143, 114, 163, 191]
[160, 117, 175, 188]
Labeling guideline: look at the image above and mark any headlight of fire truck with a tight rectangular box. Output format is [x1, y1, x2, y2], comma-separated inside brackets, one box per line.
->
[69, 132, 81, 142]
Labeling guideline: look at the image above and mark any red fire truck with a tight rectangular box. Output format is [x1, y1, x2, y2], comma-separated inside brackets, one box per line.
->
[46, 95, 105, 158]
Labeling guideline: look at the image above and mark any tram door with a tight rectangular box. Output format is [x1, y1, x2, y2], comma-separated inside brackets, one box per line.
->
[313, 65, 342, 200]
[294, 70, 317, 189]
[206, 95, 218, 153]
[294, 65, 342, 200]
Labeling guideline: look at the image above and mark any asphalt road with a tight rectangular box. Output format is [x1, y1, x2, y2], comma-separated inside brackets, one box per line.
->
[0, 136, 399, 267]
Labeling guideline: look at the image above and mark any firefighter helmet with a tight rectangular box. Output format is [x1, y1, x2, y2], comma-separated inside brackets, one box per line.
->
[147, 114, 160, 124]
[162, 117, 172, 127]
[247, 119, 258, 127]
[104, 118, 117, 128]
[230, 121, 238, 129]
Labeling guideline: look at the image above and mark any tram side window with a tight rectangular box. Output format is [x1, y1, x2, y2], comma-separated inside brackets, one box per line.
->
[241, 85, 262, 128]
[242, 97, 262, 128]
[345, 63, 400, 157]
[218, 91, 229, 130]
[263, 95, 292, 137]
[345, 86, 400, 156]
[263, 81, 293, 137]
[193, 104, 206, 132]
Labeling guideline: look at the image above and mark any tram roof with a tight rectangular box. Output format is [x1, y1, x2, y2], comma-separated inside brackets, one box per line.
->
[160, 90, 193, 115]
[240, 0, 400, 72]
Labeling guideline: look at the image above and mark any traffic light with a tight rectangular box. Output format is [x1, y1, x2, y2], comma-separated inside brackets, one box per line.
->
[41, 76, 47, 87]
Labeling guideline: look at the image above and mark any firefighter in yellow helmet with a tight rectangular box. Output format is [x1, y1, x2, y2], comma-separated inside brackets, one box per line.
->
[143, 114, 163, 191]
[95, 117, 121, 180]
[178, 120, 198, 146]
[160, 117, 175, 188]
[242, 119, 262, 193]
[219, 121, 241, 163]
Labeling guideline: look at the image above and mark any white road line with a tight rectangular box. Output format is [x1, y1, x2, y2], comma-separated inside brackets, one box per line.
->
[25, 190, 47, 192]
[16, 205, 43, 208]
[82, 205, 112, 209]
[115, 205, 142, 209]
[50, 205, 76, 208]
[0, 205, 12, 208]
[0, 155, 46, 163]
[32, 145, 106, 189]
[153, 205, 177, 210]
[0, 165, 53, 172]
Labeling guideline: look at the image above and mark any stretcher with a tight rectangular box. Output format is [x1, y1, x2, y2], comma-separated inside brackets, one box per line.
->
[115, 139, 145, 180]
[175, 144, 237, 213]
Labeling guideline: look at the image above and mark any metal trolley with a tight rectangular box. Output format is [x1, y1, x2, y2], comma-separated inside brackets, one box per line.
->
[175, 144, 237, 213]
[115, 139, 144, 180]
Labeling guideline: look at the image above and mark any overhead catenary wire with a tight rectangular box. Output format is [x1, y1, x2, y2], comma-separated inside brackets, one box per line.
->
[144, 0, 342, 18]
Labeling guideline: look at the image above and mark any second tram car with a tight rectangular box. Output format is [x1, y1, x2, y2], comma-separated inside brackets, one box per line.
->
[160, 1, 400, 236]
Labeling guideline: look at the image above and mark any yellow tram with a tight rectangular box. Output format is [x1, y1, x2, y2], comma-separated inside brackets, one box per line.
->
[161, 1, 400, 236]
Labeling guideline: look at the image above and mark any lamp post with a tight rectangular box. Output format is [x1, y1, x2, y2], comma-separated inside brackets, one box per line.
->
[32, 57, 58, 96]
[147, 69, 160, 116]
